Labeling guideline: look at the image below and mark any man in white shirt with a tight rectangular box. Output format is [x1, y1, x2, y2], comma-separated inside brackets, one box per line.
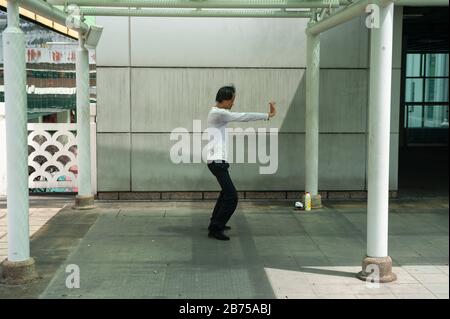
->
[206, 85, 276, 240]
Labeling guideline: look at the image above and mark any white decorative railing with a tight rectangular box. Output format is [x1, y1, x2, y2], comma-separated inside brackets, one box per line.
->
[28, 123, 78, 190]
[0, 104, 96, 195]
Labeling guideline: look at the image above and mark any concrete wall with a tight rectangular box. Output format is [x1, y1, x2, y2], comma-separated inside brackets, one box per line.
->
[95, 9, 403, 193]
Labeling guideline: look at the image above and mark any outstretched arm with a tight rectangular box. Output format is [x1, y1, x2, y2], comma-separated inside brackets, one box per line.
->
[224, 102, 277, 123]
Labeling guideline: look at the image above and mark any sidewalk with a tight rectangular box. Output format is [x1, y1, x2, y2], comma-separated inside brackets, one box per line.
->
[0, 196, 448, 299]
[0, 195, 74, 263]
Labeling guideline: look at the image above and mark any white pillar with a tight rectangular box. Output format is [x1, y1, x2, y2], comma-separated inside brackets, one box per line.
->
[0, 103, 7, 197]
[2, 0, 30, 262]
[90, 104, 97, 195]
[367, 2, 394, 258]
[75, 37, 92, 198]
[305, 26, 321, 208]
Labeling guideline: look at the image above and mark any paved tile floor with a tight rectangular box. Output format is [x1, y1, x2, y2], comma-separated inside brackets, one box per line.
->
[0, 196, 73, 263]
[0, 197, 448, 299]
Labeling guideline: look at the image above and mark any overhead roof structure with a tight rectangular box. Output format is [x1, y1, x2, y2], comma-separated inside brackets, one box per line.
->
[0, 1, 446, 38]
[0, 0, 79, 37]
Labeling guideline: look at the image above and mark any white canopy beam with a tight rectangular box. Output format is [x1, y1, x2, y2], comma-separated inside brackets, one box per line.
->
[80, 8, 312, 17]
[47, 0, 349, 9]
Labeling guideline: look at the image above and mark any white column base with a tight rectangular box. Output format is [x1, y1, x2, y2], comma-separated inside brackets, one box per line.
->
[357, 256, 397, 283]
[0, 257, 39, 285]
[73, 194, 95, 210]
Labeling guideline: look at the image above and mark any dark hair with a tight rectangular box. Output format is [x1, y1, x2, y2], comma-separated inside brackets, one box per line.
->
[215, 85, 236, 103]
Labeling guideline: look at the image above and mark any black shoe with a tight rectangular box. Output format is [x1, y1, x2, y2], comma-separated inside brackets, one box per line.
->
[208, 230, 230, 241]
[208, 225, 231, 231]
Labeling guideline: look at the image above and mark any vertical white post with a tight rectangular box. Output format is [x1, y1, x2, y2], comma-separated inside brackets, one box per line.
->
[0, 103, 6, 197]
[305, 22, 322, 208]
[367, 2, 394, 258]
[74, 36, 94, 209]
[358, 2, 396, 283]
[3, 0, 30, 262]
[2, 0, 38, 285]
[90, 103, 97, 195]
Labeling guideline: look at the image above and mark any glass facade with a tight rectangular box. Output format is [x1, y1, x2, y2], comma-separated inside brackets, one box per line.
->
[404, 53, 449, 145]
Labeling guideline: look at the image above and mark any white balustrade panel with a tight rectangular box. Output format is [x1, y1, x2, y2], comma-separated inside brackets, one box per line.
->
[27, 123, 78, 190]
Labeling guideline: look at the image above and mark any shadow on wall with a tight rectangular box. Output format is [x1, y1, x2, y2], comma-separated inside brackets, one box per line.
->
[278, 69, 306, 134]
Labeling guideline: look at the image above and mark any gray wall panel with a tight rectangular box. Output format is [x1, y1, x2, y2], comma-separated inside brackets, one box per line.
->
[98, 133, 131, 191]
[130, 17, 308, 68]
[391, 69, 402, 134]
[132, 133, 304, 191]
[320, 17, 369, 69]
[319, 70, 368, 133]
[96, 16, 130, 67]
[390, 133, 399, 190]
[97, 68, 131, 132]
[393, 6, 404, 70]
[131, 133, 214, 191]
[131, 68, 305, 133]
[319, 134, 367, 190]
[131, 133, 370, 191]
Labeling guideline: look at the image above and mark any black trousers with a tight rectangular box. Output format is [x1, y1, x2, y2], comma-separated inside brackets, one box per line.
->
[207, 161, 238, 231]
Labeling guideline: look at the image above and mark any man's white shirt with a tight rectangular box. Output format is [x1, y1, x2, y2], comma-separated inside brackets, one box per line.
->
[206, 106, 269, 162]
